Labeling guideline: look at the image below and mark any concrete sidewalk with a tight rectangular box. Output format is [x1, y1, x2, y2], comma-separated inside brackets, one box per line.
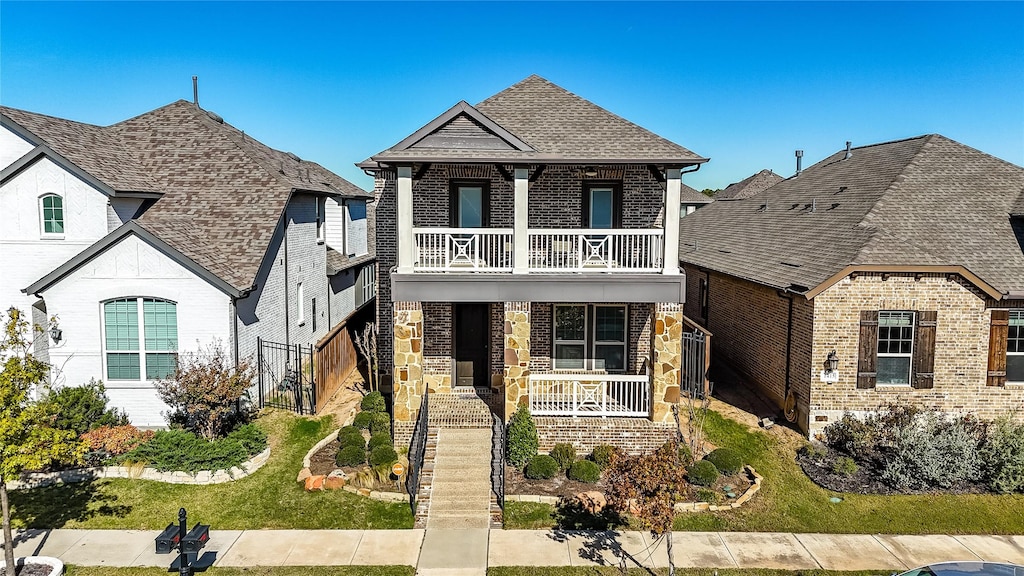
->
[7, 528, 1024, 571]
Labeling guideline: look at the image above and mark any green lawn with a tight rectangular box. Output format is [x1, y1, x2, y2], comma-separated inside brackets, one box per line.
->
[9, 411, 415, 530]
[489, 569, 881, 576]
[504, 410, 1024, 534]
[66, 567, 414, 576]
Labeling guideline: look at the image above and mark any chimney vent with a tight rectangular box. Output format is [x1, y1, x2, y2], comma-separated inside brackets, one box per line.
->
[795, 150, 804, 176]
[192, 76, 199, 108]
[844, 141, 853, 160]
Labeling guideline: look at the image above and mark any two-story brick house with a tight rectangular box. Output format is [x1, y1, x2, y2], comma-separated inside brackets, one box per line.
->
[360, 75, 709, 451]
[679, 135, 1024, 435]
[1, 101, 374, 425]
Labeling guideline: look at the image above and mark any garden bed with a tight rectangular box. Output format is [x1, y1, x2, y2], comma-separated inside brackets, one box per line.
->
[307, 437, 405, 494]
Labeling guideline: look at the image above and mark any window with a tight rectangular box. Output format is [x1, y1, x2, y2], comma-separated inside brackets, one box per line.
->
[103, 298, 177, 381]
[316, 197, 326, 243]
[877, 311, 915, 385]
[699, 277, 709, 320]
[296, 283, 305, 326]
[553, 304, 628, 372]
[1009, 310, 1023, 383]
[582, 183, 621, 229]
[40, 194, 64, 236]
[311, 297, 317, 332]
[450, 181, 489, 228]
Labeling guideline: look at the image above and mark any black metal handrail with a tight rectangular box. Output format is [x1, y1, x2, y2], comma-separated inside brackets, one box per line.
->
[406, 392, 429, 514]
[491, 412, 505, 509]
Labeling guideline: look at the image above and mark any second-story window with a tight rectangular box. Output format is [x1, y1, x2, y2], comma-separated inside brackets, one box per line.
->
[583, 182, 622, 229]
[451, 181, 489, 228]
[316, 197, 326, 243]
[40, 194, 65, 237]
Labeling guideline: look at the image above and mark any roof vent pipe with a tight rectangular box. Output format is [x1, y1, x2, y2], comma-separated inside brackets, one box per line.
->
[795, 150, 804, 176]
[192, 76, 199, 108]
[844, 141, 852, 160]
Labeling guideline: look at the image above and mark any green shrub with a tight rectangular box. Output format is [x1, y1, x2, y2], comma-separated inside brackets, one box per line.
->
[46, 380, 129, 435]
[982, 417, 1024, 494]
[567, 459, 601, 483]
[352, 411, 373, 430]
[831, 456, 859, 477]
[590, 444, 616, 470]
[336, 444, 366, 467]
[686, 460, 719, 486]
[368, 433, 393, 452]
[369, 412, 391, 435]
[879, 412, 983, 490]
[225, 423, 267, 455]
[678, 443, 694, 466]
[823, 413, 875, 456]
[369, 445, 399, 467]
[121, 429, 248, 473]
[360, 391, 387, 413]
[705, 448, 744, 475]
[550, 443, 576, 471]
[339, 432, 366, 451]
[798, 443, 827, 460]
[507, 405, 539, 467]
[339, 426, 363, 440]
[695, 487, 722, 504]
[524, 454, 559, 479]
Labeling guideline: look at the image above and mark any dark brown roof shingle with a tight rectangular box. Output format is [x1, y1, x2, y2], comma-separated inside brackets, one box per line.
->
[716, 169, 784, 200]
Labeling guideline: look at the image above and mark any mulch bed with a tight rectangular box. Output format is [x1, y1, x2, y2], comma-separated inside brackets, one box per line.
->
[1, 564, 54, 576]
[796, 446, 988, 495]
[308, 438, 403, 493]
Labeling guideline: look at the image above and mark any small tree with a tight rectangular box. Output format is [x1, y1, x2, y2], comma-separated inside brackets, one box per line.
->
[1, 308, 86, 574]
[507, 404, 539, 468]
[156, 340, 254, 440]
[354, 322, 379, 392]
[606, 441, 689, 575]
[681, 381, 714, 462]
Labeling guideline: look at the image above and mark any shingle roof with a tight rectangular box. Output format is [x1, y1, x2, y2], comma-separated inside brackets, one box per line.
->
[4, 101, 369, 294]
[1012, 189, 1024, 217]
[716, 169, 784, 200]
[679, 135, 1024, 299]
[365, 75, 707, 165]
[680, 183, 713, 204]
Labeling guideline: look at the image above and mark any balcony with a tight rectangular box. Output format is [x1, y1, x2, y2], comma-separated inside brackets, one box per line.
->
[411, 227, 664, 273]
[528, 373, 651, 417]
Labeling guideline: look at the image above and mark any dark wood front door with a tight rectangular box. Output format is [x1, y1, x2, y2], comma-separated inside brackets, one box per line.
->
[455, 303, 489, 388]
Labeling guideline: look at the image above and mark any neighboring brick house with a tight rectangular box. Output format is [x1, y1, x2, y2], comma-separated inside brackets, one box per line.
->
[679, 135, 1024, 435]
[715, 168, 783, 200]
[680, 182, 713, 217]
[360, 75, 710, 452]
[1, 101, 374, 425]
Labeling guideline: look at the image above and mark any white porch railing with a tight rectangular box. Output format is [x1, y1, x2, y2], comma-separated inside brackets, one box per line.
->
[528, 229, 663, 272]
[413, 227, 514, 272]
[528, 373, 650, 417]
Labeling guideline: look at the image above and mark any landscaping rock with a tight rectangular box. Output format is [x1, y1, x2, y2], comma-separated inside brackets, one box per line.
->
[297, 467, 312, 484]
[324, 476, 346, 490]
[304, 474, 326, 491]
[328, 468, 348, 480]
[571, 491, 606, 514]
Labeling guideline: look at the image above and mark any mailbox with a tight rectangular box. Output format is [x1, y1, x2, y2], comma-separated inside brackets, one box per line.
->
[155, 523, 182, 554]
[181, 523, 210, 553]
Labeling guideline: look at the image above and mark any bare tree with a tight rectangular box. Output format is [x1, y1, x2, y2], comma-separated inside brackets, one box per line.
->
[354, 322, 379, 392]
[681, 381, 714, 462]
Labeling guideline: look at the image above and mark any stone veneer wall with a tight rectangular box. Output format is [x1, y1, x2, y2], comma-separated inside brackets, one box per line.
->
[534, 418, 675, 455]
[651, 302, 683, 423]
[809, 273, 1024, 435]
[503, 302, 531, 419]
[393, 301, 423, 446]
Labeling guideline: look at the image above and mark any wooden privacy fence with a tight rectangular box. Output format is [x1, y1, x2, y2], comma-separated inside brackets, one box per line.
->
[314, 320, 359, 414]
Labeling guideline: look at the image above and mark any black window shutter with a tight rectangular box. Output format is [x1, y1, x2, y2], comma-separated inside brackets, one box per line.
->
[912, 310, 937, 389]
[857, 310, 878, 389]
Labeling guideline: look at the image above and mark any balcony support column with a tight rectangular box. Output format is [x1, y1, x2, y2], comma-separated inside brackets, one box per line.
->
[513, 167, 530, 274]
[503, 302, 531, 421]
[663, 167, 682, 275]
[397, 165, 414, 274]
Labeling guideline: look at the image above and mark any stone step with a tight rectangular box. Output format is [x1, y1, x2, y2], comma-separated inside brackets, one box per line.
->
[427, 499, 491, 512]
[425, 512, 492, 530]
[429, 483, 492, 498]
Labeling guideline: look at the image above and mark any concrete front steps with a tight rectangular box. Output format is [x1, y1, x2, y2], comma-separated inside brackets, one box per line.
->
[426, 427, 493, 530]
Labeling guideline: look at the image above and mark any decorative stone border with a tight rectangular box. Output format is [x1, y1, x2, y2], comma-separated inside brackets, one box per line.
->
[506, 465, 762, 513]
[297, 423, 409, 504]
[8, 447, 271, 490]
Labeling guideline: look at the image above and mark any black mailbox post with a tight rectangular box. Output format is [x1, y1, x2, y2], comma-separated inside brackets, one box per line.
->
[154, 508, 209, 576]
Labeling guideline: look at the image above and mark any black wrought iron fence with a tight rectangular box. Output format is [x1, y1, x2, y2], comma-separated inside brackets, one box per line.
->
[406, 392, 429, 514]
[491, 412, 505, 509]
[257, 337, 316, 415]
[681, 330, 707, 399]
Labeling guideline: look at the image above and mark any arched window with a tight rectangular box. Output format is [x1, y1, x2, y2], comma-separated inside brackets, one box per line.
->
[40, 194, 64, 236]
[103, 298, 178, 380]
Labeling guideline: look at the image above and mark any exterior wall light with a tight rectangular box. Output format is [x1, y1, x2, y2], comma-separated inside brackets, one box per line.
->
[49, 326, 62, 344]
[820, 350, 839, 384]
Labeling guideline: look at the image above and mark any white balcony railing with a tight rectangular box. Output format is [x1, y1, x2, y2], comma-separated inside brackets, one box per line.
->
[412, 227, 514, 272]
[410, 227, 664, 273]
[528, 373, 650, 417]
[529, 229, 663, 272]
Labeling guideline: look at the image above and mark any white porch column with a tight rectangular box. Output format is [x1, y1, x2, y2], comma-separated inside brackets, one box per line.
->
[397, 165, 414, 274]
[513, 167, 530, 274]
[662, 167, 682, 275]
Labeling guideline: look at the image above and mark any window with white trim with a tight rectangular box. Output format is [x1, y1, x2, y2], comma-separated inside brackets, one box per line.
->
[877, 310, 915, 385]
[1008, 310, 1023, 384]
[296, 282, 305, 326]
[553, 304, 628, 372]
[103, 298, 177, 381]
[316, 197, 326, 243]
[40, 194, 65, 237]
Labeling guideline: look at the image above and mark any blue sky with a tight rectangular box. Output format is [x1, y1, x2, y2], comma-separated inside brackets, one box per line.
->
[2, 1, 1021, 192]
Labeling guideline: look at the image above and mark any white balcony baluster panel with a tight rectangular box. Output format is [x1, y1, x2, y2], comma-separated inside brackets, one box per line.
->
[412, 227, 513, 272]
[528, 373, 650, 417]
[528, 229, 663, 272]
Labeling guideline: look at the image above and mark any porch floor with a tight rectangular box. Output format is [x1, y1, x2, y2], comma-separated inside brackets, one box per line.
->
[427, 390, 493, 428]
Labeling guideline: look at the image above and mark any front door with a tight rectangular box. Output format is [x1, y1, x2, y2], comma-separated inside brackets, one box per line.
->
[455, 303, 489, 388]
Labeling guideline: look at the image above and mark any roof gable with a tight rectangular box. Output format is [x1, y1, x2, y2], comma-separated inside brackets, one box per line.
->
[716, 169, 784, 200]
[392, 101, 533, 153]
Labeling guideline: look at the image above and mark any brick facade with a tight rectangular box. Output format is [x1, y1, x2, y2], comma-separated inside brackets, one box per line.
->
[535, 418, 676, 456]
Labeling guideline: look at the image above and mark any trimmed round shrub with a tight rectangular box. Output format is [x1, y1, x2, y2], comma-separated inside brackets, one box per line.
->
[369, 412, 391, 435]
[339, 425, 361, 438]
[352, 411, 373, 430]
[524, 454, 559, 479]
[360, 391, 387, 413]
[339, 432, 366, 451]
[336, 444, 366, 467]
[705, 448, 744, 475]
[567, 459, 601, 483]
[590, 444, 616, 470]
[369, 445, 399, 467]
[686, 460, 719, 486]
[507, 405, 539, 468]
[550, 443, 576, 471]
[368, 433, 393, 452]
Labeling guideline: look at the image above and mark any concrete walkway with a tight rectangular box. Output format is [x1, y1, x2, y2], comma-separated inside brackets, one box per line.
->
[7, 528, 1024, 571]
